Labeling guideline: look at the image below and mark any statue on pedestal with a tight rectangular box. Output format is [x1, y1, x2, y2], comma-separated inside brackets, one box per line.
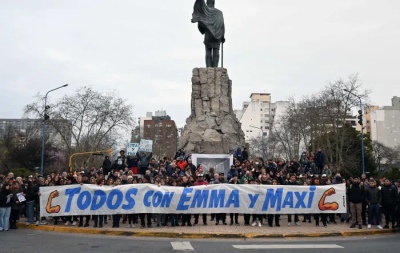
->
[192, 0, 225, 68]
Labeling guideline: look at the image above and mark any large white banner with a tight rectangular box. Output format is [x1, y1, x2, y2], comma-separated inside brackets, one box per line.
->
[40, 184, 347, 216]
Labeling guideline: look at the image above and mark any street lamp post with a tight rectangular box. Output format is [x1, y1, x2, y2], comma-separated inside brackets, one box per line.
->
[40, 84, 68, 176]
[343, 89, 365, 174]
[249, 125, 265, 161]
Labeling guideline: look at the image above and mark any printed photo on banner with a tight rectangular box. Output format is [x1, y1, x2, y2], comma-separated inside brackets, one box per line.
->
[191, 154, 233, 175]
[139, 139, 153, 152]
[126, 143, 139, 156]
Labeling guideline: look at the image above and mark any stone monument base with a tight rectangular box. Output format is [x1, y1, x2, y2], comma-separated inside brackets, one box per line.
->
[179, 68, 245, 154]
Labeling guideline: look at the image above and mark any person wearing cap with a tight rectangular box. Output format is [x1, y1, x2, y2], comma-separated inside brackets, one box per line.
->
[348, 177, 365, 229]
[193, 173, 208, 226]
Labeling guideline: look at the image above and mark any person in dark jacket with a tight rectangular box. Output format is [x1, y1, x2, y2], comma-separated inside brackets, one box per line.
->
[102, 156, 112, 177]
[23, 180, 35, 225]
[314, 148, 325, 175]
[381, 179, 397, 229]
[365, 179, 383, 229]
[348, 177, 365, 229]
[0, 183, 13, 231]
[242, 147, 249, 161]
[127, 155, 139, 174]
[10, 181, 23, 229]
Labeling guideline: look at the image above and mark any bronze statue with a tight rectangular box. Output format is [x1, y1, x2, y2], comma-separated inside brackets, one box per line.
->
[192, 0, 225, 68]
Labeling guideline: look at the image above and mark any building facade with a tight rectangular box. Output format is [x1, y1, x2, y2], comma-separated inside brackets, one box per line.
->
[234, 93, 290, 142]
[0, 118, 71, 148]
[370, 96, 400, 149]
[136, 111, 178, 158]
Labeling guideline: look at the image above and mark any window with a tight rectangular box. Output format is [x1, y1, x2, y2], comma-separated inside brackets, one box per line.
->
[260, 109, 263, 111]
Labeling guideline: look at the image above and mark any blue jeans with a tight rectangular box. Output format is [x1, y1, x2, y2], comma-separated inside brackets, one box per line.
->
[0, 207, 11, 231]
[26, 201, 34, 224]
[368, 204, 381, 225]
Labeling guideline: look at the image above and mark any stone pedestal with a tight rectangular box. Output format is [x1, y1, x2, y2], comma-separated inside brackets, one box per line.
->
[179, 68, 245, 154]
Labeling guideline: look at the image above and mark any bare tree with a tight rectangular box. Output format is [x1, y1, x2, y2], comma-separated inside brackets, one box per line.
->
[24, 87, 134, 169]
[270, 75, 370, 170]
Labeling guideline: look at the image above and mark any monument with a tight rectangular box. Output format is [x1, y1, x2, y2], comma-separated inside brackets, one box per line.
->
[179, 0, 245, 154]
[191, 0, 225, 68]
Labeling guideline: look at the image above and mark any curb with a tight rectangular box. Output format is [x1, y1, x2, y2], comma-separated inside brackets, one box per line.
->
[18, 222, 399, 239]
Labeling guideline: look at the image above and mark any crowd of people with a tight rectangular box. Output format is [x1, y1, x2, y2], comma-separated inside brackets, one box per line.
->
[0, 148, 399, 232]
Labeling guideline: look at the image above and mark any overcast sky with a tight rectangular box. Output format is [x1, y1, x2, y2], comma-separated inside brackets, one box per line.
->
[1, 0, 399, 128]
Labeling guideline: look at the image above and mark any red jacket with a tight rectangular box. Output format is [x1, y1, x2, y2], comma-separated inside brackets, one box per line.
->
[194, 180, 208, 186]
[177, 160, 187, 171]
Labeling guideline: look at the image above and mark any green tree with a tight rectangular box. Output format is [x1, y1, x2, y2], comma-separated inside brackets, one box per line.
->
[313, 123, 376, 177]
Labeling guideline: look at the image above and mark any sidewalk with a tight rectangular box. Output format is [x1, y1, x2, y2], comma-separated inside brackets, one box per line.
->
[19, 215, 399, 239]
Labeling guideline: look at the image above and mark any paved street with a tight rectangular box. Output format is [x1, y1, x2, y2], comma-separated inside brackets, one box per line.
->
[18, 214, 398, 238]
[0, 230, 398, 253]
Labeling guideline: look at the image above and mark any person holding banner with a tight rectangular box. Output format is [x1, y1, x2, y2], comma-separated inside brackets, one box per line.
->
[93, 178, 105, 228]
[267, 179, 281, 227]
[285, 174, 300, 226]
[251, 179, 263, 227]
[212, 172, 227, 225]
[312, 177, 328, 227]
[229, 174, 240, 226]
[139, 175, 153, 228]
[193, 173, 209, 226]
[180, 176, 193, 227]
